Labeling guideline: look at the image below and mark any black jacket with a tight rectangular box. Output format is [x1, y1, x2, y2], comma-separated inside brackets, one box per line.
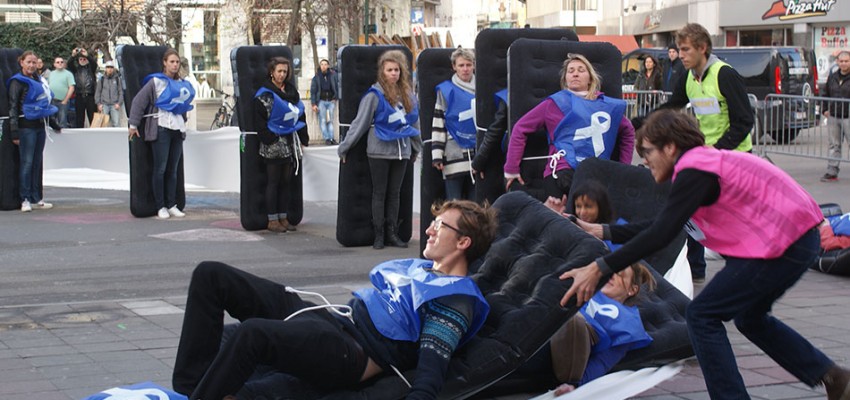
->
[8, 76, 61, 139]
[662, 58, 686, 92]
[823, 69, 850, 118]
[68, 54, 98, 96]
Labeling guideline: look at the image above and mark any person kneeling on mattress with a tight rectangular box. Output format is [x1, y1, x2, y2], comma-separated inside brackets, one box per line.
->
[172, 199, 498, 400]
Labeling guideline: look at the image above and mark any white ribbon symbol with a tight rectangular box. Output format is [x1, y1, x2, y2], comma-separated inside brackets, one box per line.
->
[458, 98, 475, 123]
[284, 102, 300, 124]
[573, 111, 611, 162]
[170, 87, 192, 105]
[100, 387, 171, 400]
[585, 298, 620, 320]
[388, 107, 407, 125]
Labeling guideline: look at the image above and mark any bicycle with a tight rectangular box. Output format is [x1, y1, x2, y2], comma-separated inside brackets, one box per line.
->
[210, 89, 235, 130]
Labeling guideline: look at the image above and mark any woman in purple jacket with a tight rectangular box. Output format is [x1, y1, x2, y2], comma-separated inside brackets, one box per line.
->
[503, 53, 635, 199]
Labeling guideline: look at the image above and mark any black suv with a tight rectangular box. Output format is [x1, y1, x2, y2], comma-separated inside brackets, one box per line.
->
[623, 46, 818, 143]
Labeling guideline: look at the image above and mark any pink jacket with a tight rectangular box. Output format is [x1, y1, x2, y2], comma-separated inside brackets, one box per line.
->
[503, 96, 634, 177]
[673, 146, 823, 259]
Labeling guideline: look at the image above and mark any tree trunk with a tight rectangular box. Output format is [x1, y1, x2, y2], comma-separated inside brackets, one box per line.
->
[287, 0, 303, 45]
[219, 0, 253, 96]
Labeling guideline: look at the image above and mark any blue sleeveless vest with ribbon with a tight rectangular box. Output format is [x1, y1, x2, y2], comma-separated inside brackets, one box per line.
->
[354, 258, 489, 346]
[580, 292, 652, 353]
[368, 88, 420, 141]
[549, 90, 626, 169]
[436, 80, 476, 149]
[143, 73, 195, 114]
[7, 73, 57, 119]
[828, 213, 850, 237]
[82, 381, 187, 400]
[255, 87, 306, 136]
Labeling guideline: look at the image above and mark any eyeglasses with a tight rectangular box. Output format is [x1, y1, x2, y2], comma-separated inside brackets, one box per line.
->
[431, 218, 465, 236]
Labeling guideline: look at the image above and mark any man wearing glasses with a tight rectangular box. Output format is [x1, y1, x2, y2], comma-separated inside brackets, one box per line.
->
[173, 199, 498, 400]
[47, 57, 75, 129]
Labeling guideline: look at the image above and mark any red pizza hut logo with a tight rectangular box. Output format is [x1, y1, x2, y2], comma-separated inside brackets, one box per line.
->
[762, 0, 836, 20]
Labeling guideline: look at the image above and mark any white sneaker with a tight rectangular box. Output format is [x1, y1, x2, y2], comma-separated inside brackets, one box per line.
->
[168, 206, 186, 218]
[35, 201, 53, 210]
[21, 200, 31, 212]
[157, 207, 170, 219]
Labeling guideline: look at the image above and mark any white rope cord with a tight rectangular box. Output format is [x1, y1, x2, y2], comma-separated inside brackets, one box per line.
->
[549, 150, 567, 179]
[283, 286, 412, 388]
[282, 286, 353, 323]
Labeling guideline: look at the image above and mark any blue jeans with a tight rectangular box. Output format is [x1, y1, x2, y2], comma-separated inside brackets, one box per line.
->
[686, 228, 832, 399]
[445, 175, 473, 200]
[17, 127, 46, 203]
[151, 127, 184, 209]
[52, 99, 69, 128]
[317, 100, 335, 141]
[103, 104, 122, 127]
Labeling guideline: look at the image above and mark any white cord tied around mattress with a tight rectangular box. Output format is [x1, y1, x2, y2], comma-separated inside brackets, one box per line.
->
[283, 287, 353, 323]
[284, 286, 412, 388]
[549, 150, 566, 179]
[292, 133, 302, 176]
[466, 149, 476, 184]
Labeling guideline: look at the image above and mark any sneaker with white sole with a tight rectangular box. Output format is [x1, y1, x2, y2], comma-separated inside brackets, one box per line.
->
[168, 206, 186, 218]
[35, 201, 53, 210]
[157, 207, 170, 219]
[21, 200, 32, 212]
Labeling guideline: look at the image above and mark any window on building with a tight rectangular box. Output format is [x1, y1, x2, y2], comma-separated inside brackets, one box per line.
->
[726, 28, 792, 47]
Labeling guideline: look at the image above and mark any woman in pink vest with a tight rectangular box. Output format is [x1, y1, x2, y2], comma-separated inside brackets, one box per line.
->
[560, 109, 850, 399]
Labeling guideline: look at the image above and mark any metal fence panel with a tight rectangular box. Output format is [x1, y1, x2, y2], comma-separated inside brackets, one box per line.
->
[755, 94, 850, 164]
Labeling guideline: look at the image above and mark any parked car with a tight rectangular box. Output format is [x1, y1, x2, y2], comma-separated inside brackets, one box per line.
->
[622, 46, 819, 144]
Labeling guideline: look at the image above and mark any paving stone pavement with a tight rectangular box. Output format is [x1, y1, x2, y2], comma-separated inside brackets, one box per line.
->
[3, 150, 850, 399]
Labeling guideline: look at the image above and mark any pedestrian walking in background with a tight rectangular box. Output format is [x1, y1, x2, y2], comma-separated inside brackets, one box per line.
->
[310, 59, 339, 145]
[821, 50, 850, 182]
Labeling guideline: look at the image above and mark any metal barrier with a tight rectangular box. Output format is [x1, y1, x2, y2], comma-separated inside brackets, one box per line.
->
[623, 90, 670, 119]
[754, 94, 850, 164]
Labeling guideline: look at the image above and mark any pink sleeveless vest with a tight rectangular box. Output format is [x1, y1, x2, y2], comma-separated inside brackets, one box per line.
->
[673, 146, 822, 259]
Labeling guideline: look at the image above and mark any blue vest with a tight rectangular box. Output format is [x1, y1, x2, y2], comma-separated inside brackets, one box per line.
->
[436, 80, 476, 149]
[580, 292, 652, 354]
[828, 213, 850, 236]
[255, 87, 306, 136]
[82, 381, 187, 400]
[368, 88, 420, 141]
[7, 73, 57, 120]
[549, 90, 626, 169]
[143, 73, 195, 115]
[354, 258, 489, 346]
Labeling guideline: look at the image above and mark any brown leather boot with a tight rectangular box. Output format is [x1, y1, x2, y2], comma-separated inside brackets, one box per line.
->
[268, 219, 286, 233]
[824, 365, 850, 400]
[279, 218, 297, 232]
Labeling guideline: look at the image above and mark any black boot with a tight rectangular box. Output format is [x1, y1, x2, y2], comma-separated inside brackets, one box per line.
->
[385, 222, 408, 248]
[373, 224, 385, 249]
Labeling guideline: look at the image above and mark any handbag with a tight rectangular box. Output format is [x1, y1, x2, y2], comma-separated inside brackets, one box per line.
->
[91, 112, 110, 128]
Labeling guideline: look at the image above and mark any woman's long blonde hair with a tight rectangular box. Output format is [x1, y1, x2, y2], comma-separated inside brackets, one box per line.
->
[376, 50, 414, 113]
[559, 53, 602, 100]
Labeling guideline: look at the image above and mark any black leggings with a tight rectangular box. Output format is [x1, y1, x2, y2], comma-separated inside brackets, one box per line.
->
[368, 158, 408, 227]
[172, 262, 368, 399]
[265, 162, 293, 218]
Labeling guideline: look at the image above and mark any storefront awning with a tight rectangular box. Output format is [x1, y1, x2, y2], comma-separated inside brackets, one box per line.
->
[579, 35, 639, 55]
